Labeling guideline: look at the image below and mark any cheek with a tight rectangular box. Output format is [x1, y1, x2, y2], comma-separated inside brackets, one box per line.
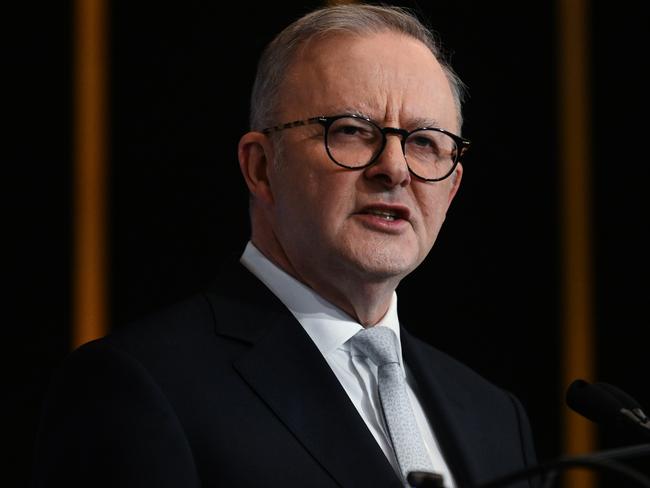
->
[276, 171, 339, 233]
[415, 188, 452, 237]
[313, 171, 358, 210]
[274, 144, 360, 234]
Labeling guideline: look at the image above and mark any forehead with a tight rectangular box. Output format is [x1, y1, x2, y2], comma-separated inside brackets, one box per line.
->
[280, 31, 457, 130]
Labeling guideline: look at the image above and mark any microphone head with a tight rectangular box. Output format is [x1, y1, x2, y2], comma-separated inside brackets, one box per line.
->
[566, 379, 650, 442]
[565, 379, 624, 424]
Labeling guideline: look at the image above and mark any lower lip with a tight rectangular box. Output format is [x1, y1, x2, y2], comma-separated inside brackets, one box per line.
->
[354, 213, 409, 233]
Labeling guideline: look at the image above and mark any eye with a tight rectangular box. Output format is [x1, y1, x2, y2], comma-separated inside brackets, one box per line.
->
[333, 123, 371, 137]
[339, 124, 360, 135]
[411, 135, 437, 148]
[328, 117, 381, 149]
[407, 132, 441, 154]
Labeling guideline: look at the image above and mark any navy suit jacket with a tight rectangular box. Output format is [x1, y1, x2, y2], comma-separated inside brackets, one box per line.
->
[32, 262, 538, 488]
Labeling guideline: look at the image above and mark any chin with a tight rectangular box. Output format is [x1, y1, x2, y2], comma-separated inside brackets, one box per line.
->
[346, 246, 420, 282]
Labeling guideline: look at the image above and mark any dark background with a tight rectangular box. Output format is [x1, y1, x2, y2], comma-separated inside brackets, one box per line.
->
[8, 1, 649, 486]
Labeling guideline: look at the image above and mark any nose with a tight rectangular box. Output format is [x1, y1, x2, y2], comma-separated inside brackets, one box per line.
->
[363, 133, 411, 188]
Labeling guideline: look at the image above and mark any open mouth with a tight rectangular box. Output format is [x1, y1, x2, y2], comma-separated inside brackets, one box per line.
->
[364, 209, 401, 221]
[358, 204, 410, 223]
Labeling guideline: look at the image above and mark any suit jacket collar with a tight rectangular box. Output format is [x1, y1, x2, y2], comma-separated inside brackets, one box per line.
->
[205, 261, 404, 487]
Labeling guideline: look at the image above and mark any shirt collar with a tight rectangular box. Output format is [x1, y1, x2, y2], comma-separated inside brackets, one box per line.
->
[240, 241, 404, 363]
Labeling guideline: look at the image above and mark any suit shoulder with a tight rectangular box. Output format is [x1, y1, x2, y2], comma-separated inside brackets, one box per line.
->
[106, 292, 216, 352]
[42, 293, 222, 387]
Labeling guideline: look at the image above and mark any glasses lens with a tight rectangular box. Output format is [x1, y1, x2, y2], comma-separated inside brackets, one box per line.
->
[326, 117, 382, 168]
[405, 129, 458, 180]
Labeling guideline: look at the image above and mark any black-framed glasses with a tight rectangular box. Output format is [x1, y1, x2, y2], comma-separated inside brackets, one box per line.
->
[261, 114, 471, 182]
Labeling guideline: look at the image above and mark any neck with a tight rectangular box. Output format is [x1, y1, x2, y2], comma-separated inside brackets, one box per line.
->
[250, 235, 399, 327]
[306, 274, 397, 326]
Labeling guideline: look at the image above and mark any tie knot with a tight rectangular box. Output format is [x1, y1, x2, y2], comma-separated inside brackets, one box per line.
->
[352, 326, 400, 367]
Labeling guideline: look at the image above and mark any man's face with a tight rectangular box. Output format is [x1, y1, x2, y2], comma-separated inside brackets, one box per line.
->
[265, 31, 462, 295]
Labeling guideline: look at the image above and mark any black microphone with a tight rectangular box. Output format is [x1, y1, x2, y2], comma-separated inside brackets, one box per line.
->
[565, 379, 622, 424]
[596, 381, 650, 427]
[566, 379, 650, 440]
[473, 380, 650, 487]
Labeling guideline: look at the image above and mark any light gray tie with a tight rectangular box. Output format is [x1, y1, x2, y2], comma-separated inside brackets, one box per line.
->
[352, 326, 435, 486]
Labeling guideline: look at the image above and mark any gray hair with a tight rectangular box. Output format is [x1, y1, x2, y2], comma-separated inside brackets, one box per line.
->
[249, 3, 467, 132]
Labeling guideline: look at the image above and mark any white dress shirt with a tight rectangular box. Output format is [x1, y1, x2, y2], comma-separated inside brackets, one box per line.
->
[240, 241, 456, 488]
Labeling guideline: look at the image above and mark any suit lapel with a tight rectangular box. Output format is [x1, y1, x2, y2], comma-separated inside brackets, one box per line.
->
[206, 263, 403, 488]
[401, 328, 481, 488]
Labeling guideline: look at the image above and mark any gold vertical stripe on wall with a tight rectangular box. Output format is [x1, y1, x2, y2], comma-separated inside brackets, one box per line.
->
[73, 0, 108, 348]
[558, 0, 596, 487]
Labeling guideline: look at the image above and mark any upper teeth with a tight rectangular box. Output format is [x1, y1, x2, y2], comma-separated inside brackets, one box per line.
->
[368, 210, 398, 220]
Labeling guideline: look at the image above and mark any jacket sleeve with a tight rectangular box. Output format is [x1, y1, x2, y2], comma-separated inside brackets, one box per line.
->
[31, 339, 201, 488]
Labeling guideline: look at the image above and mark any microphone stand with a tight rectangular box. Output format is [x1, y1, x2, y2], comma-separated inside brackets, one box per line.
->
[475, 443, 650, 488]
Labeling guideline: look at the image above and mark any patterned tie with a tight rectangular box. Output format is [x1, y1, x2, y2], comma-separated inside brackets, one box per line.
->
[352, 326, 436, 487]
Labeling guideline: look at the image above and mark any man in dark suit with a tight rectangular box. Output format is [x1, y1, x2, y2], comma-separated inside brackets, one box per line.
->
[32, 4, 538, 487]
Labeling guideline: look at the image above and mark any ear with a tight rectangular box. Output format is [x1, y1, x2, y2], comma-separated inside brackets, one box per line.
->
[238, 131, 275, 206]
[446, 163, 463, 205]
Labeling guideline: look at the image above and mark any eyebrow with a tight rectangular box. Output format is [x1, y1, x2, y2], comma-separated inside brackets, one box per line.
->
[339, 107, 370, 119]
[333, 108, 443, 129]
[408, 116, 442, 129]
